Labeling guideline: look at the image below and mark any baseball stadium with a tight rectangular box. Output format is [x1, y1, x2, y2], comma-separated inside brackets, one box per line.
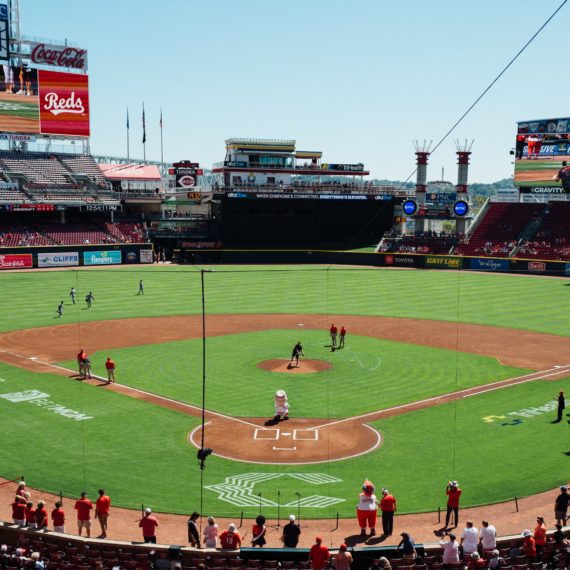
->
[0, 1, 569, 569]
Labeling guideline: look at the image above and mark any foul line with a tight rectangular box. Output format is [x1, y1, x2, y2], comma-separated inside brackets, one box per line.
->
[307, 364, 570, 431]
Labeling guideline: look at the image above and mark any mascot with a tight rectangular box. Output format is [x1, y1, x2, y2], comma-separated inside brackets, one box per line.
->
[274, 389, 289, 421]
[356, 479, 378, 536]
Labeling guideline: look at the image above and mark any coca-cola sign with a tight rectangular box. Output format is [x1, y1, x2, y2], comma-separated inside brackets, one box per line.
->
[31, 42, 88, 71]
[38, 69, 90, 137]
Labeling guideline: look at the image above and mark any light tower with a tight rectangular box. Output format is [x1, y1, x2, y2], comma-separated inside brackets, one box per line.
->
[413, 140, 432, 234]
[454, 139, 473, 236]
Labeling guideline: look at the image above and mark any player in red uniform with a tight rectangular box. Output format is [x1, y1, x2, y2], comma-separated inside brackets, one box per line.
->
[105, 357, 116, 383]
[330, 324, 338, 349]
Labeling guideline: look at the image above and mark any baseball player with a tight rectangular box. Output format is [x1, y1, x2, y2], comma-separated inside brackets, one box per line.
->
[339, 326, 347, 348]
[105, 357, 116, 384]
[330, 324, 338, 349]
[290, 341, 304, 367]
[85, 291, 94, 308]
[56, 300, 64, 318]
[69, 287, 77, 304]
[138, 279, 144, 295]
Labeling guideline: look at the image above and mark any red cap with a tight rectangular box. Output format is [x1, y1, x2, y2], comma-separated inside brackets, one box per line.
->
[315, 536, 322, 543]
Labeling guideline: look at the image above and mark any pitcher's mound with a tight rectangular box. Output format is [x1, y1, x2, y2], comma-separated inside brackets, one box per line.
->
[257, 358, 333, 374]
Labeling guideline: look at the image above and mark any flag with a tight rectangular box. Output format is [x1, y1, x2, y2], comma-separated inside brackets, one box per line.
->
[142, 103, 146, 144]
[160, 109, 163, 129]
[126, 108, 129, 130]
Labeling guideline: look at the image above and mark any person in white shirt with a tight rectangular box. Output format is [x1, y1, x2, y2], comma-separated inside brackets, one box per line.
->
[440, 533, 460, 564]
[479, 520, 497, 552]
[461, 521, 479, 557]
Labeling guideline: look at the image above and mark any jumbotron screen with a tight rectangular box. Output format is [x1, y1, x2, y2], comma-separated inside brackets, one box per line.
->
[0, 65, 89, 137]
[514, 118, 570, 192]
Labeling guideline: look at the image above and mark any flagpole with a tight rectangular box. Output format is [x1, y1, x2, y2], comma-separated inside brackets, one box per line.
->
[126, 107, 130, 162]
[142, 102, 146, 163]
[160, 108, 164, 168]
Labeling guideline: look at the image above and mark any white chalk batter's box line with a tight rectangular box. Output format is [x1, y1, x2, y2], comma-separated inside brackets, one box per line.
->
[253, 428, 319, 441]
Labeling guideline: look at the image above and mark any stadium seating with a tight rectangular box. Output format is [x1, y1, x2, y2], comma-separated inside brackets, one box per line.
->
[453, 203, 539, 257]
[58, 154, 108, 186]
[382, 233, 458, 255]
[0, 226, 51, 247]
[37, 221, 118, 245]
[105, 221, 145, 243]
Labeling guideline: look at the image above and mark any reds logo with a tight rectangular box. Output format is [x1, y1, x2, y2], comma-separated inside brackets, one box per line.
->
[43, 92, 85, 116]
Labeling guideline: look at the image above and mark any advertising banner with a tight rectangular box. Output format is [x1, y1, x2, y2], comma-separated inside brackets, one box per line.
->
[0, 253, 33, 270]
[321, 163, 364, 172]
[83, 250, 121, 266]
[38, 69, 89, 137]
[514, 117, 570, 189]
[527, 261, 546, 273]
[470, 258, 510, 272]
[30, 42, 88, 71]
[425, 255, 463, 269]
[124, 250, 139, 264]
[384, 254, 423, 268]
[38, 252, 79, 268]
[140, 249, 153, 263]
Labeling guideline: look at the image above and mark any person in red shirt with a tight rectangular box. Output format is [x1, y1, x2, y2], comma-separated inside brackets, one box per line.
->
[329, 324, 338, 349]
[15, 481, 27, 500]
[51, 501, 65, 534]
[251, 515, 266, 547]
[445, 481, 462, 528]
[380, 488, 397, 536]
[35, 500, 48, 530]
[533, 516, 547, 560]
[95, 488, 111, 539]
[11, 496, 26, 525]
[25, 501, 36, 530]
[77, 349, 87, 377]
[139, 508, 159, 543]
[309, 536, 330, 570]
[105, 357, 116, 384]
[467, 552, 486, 570]
[219, 523, 242, 549]
[521, 529, 536, 561]
[74, 491, 93, 538]
[339, 326, 347, 349]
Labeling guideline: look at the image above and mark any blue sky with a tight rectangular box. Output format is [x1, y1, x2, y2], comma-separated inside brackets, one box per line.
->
[24, 0, 568, 182]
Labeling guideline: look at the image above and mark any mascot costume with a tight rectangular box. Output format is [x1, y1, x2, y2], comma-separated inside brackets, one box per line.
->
[274, 390, 289, 421]
[356, 479, 378, 536]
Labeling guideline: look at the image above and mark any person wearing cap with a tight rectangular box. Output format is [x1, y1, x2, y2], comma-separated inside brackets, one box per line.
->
[95, 488, 111, 539]
[11, 496, 26, 526]
[74, 492, 93, 538]
[467, 552, 485, 570]
[521, 529, 536, 561]
[330, 324, 338, 349]
[445, 481, 462, 529]
[105, 357, 116, 384]
[139, 508, 159, 543]
[533, 516, 547, 560]
[309, 536, 329, 570]
[460, 521, 479, 559]
[35, 500, 48, 530]
[479, 520, 497, 553]
[187, 511, 201, 548]
[380, 488, 397, 536]
[51, 501, 65, 534]
[219, 523, 242, 549]
[333, 544, 352, 570]
[440, 532, 460, 565]
[555, 485, 569, 526]
[397, 532, 417, 562]
[554, 391, 565, 422]
[488, 550, 507, 570]
[282, 515, 301, 547]
[15, 481, 27, 500]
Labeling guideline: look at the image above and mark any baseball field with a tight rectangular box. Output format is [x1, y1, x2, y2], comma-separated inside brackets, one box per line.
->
[0, 264, 568, 521]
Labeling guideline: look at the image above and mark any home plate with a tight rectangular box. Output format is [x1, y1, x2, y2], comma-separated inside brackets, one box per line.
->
[282, 432, 291, 436]
[273, 446, 297, 451]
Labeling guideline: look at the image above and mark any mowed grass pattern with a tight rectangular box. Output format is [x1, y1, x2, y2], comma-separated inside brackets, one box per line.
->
[59, 330, 530, 418]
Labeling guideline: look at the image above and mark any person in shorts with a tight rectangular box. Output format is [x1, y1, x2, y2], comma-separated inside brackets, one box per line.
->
[281, 515, 301, 547]
[95, 488, 111, 539]
[105, 357, 116, 383]
[75, 491, 93, 538]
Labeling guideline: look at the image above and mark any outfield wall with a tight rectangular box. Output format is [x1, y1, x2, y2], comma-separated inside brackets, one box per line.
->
[0, 243, 154, 269]
[176, 248, 570, 277]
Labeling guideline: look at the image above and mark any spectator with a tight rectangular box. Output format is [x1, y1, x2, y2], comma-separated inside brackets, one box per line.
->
[375, 557, 391, 570]
[467, 552, 485, 570]
[533, 516, 547, 560]
[508, 540, 523, 559]
[380, 488, 397, 536]
[333, 544, 352, 570]
[445, 481, 462, 528]
[479, 520, 497, 553]
[29, 551, 45, 569]
[203, 516, 218, 548]
[553, 523, 565, 545]
[488, 549, 507, 570]
[397, 531, 417, 562]
[521, 529, 536, 562]
[11, 496, 26, 526]
[252, 514, 267, 547]
[35, 500, 48, 530]
[188, 511, 201, 548]
[51, 501, 65, 534]
[25, 501, 36, 530]
[440, 533, 460, 566]
[95, 488, 111, 539]
[282, 514, 301, 547]
[15, 481, 27, 500]
[139, 507, 159, 544]
[74, 492, 93, 538]
[460, 521, 479, 559]
[309, 536, 329, 570]
[555, 485, 569, 526]
[219, 523, 242, 549]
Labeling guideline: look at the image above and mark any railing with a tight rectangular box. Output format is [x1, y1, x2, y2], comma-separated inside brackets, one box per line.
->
[214, 184, 409, 196]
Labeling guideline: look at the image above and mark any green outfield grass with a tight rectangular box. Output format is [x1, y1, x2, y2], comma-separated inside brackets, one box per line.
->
[59, 331, 530, 418]
[0, 99, 40, 120]
[1, 265, 570, 336]
[0, 359, 567, 518]
[0, 265, 569, 518]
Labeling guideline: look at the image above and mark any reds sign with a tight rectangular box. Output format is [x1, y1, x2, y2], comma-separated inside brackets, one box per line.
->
[38, 70, 90, 137]
[31, 42, 88, 71]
